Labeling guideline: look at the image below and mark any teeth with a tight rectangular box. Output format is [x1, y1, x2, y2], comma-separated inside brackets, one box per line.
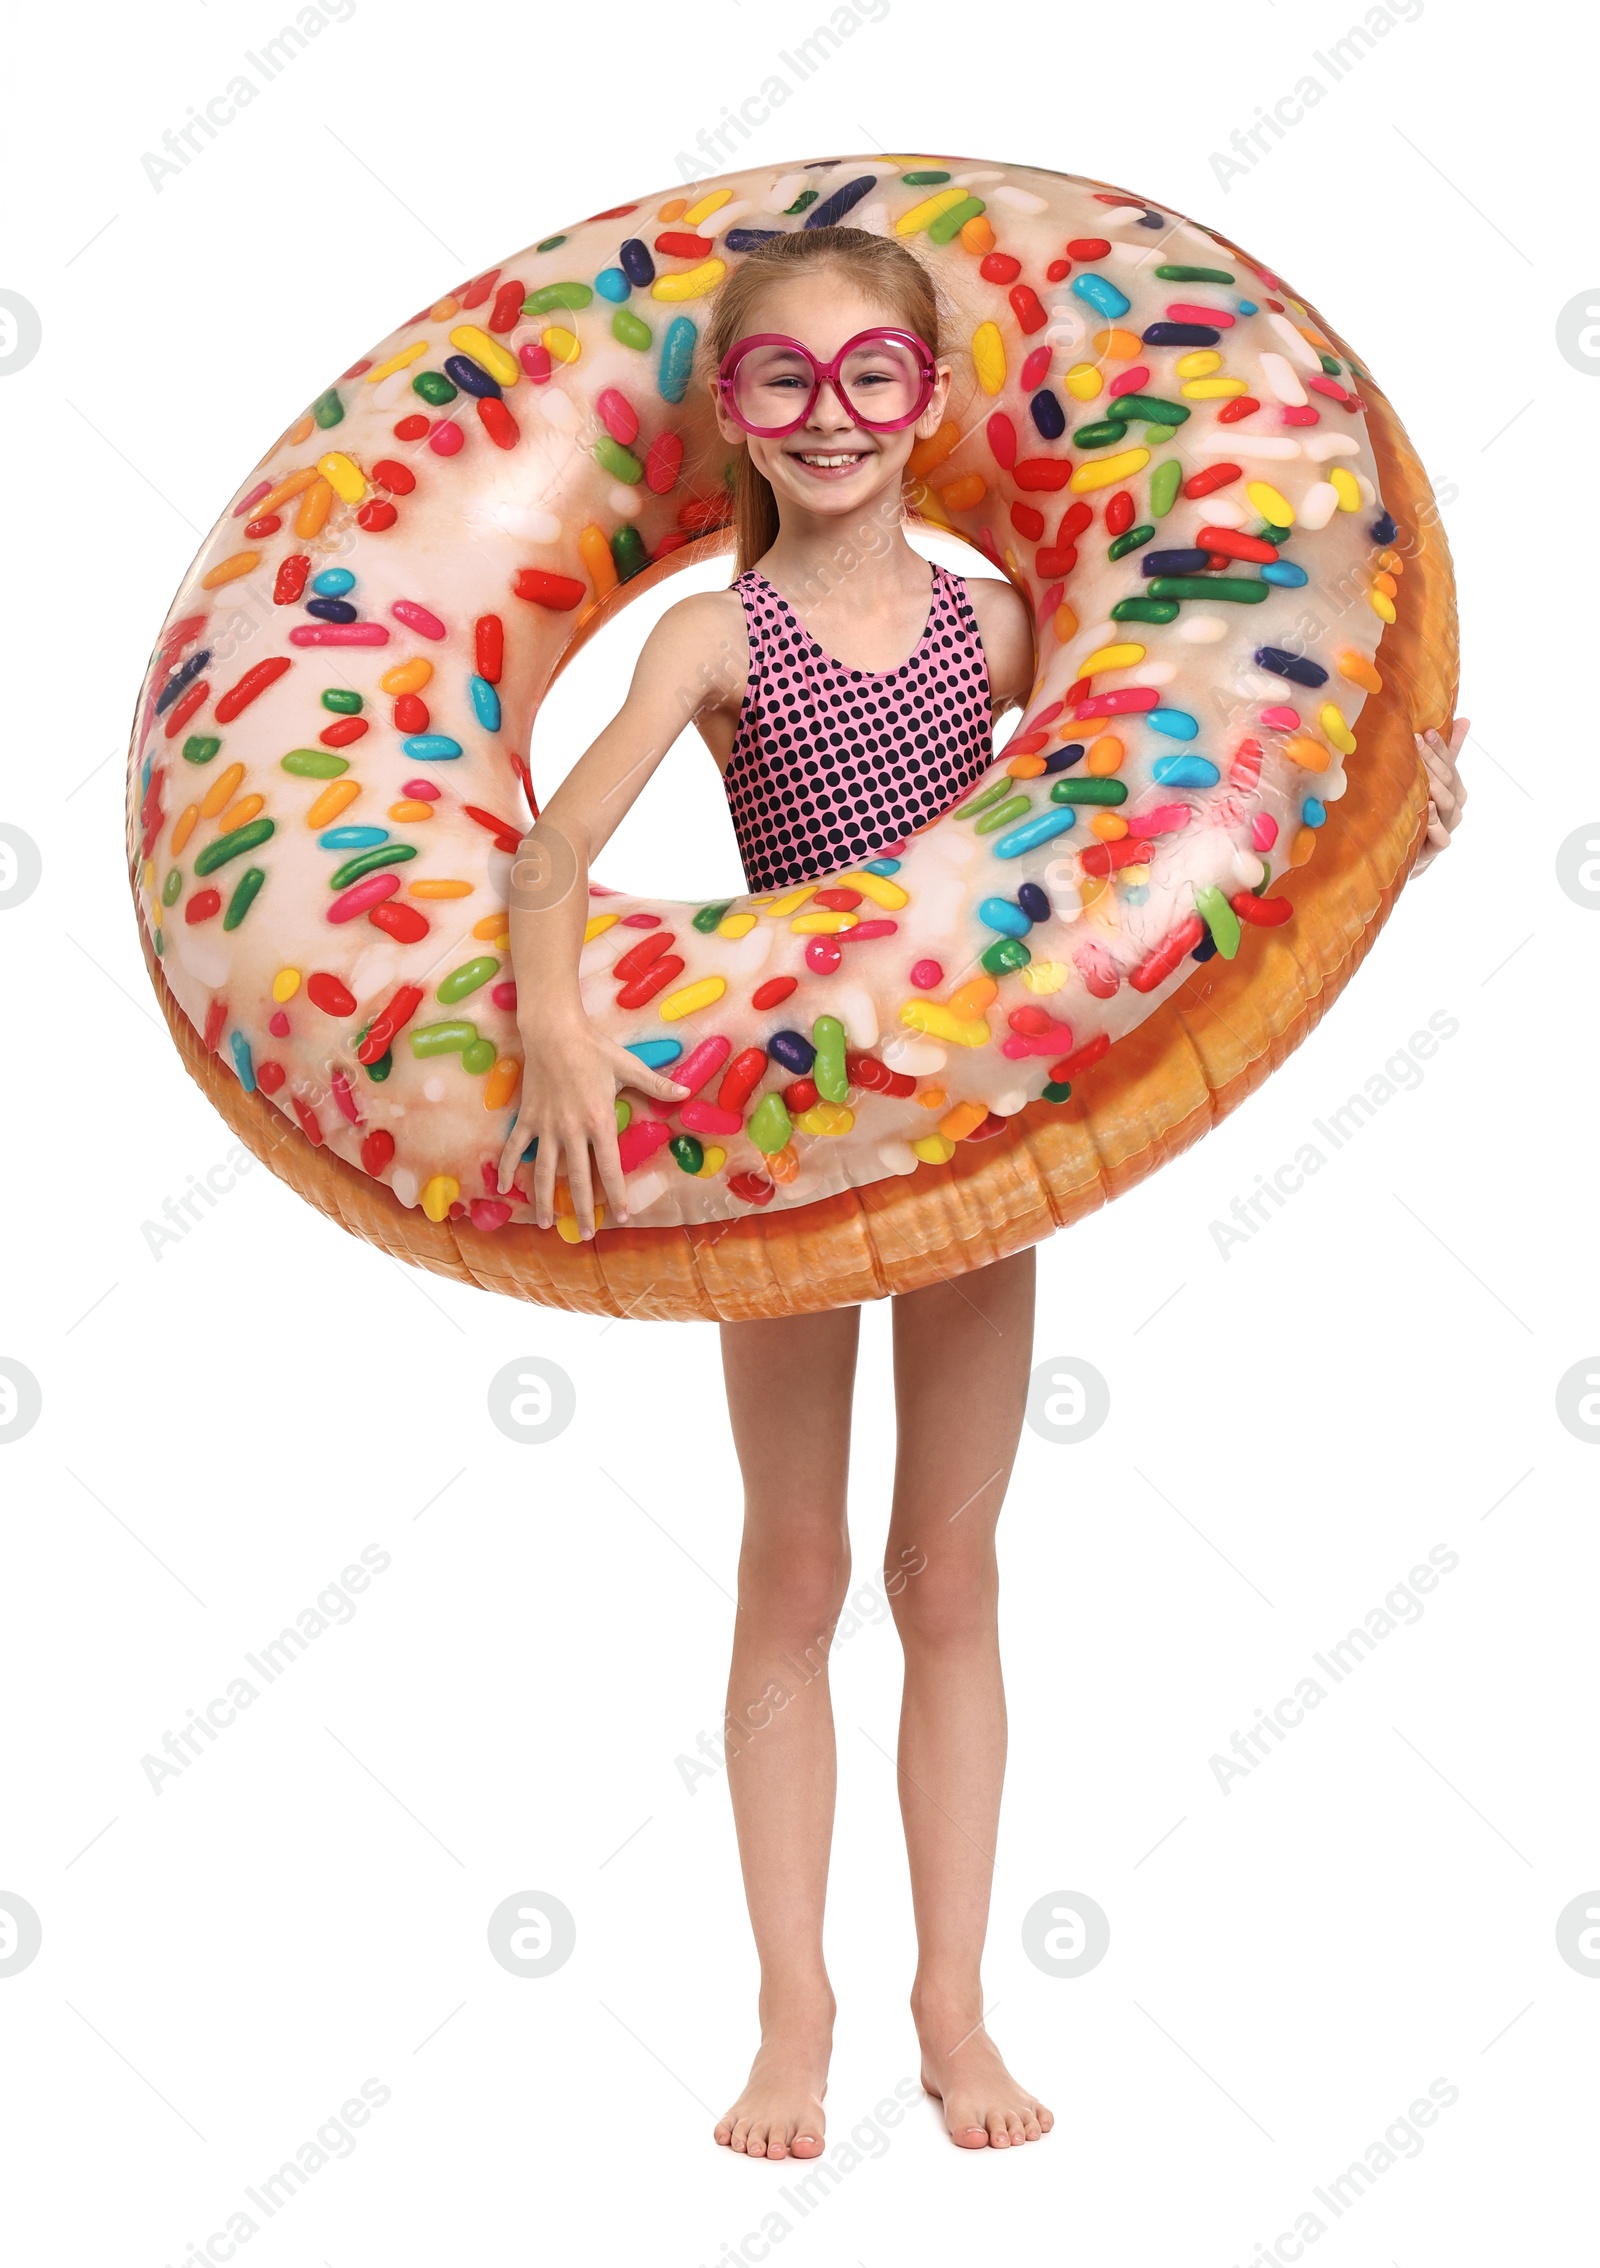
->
[797, 453, 866, 467]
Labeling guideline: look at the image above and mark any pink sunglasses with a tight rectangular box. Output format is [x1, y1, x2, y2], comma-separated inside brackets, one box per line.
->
[716, 326, 939, 438]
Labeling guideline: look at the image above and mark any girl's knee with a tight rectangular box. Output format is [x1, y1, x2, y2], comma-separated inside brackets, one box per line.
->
[738, 1520, 852, 1640]
[886, 1548, 996, 1647]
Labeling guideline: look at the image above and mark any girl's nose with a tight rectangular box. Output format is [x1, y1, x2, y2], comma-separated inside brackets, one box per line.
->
[807, 382, 862, 431]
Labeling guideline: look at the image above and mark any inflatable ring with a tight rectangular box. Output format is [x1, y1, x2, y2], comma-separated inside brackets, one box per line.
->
[126, 154, 1457, 1323]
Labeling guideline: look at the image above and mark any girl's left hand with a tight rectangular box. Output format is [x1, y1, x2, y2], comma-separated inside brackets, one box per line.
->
[1412, 716, 1469, 876]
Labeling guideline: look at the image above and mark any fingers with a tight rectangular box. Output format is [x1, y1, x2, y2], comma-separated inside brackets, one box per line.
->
[505, 1040, 692, 1236]
[538, 1121, 616, 1238]
[564, 1131, 600, 1242]
[1417, 720, 1470, 777]
[594, 1123, 632, 1228]
[508, 1127, 609, 1235]
[1423, 766, 1458, 821]
[495, 1122, 527, 1199]
[532, 1125, 561, 1232]
[1428, 761, 1464, 822]
[1416, 728, 1451, 769]
[496, 1096, 538, 1198]
[590, 1048, 689, 1229]
[1415, 729, 1467, 840]
[606, 1040, 689, 1103]
[1411, 791, 1453, 877]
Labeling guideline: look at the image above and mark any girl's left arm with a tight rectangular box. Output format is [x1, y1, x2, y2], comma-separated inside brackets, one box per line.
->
[967, 575, 1037, 724]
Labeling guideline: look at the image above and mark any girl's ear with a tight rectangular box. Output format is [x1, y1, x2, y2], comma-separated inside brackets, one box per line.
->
[915, 363, 953, 437]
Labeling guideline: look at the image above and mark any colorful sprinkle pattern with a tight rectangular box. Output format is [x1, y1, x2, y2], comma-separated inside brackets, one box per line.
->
[128, 157, 1401, 1243]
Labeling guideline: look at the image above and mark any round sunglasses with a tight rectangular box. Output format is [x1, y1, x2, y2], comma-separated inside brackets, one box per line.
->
[716, 326, 939, 438]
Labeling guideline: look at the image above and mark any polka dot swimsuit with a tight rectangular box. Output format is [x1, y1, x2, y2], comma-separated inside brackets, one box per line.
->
[722, 560, 994, 894]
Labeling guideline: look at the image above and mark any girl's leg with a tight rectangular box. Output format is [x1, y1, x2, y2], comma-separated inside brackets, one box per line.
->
[885, 1244, 1054, 2149]
[712, 1302, 861, 2161]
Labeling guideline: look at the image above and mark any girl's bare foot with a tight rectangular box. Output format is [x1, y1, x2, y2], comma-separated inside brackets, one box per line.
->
[714, 1995, 832, 2160]
[916, 2003, 1053, 2150]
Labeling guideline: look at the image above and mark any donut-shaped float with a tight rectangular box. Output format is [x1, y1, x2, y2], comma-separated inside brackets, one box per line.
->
[126, 154, 1457, 1323]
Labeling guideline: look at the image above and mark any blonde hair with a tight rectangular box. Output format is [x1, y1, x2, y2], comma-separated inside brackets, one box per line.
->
[705, 226, 945, 578]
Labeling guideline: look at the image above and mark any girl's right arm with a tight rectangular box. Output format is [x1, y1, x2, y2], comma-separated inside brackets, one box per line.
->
[494, 590, 746, 1237]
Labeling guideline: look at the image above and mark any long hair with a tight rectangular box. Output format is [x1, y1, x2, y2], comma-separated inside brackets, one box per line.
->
[705, 226, 946, 579]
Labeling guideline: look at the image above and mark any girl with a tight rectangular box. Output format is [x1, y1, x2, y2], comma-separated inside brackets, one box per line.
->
[496, 227, 1468, 2161]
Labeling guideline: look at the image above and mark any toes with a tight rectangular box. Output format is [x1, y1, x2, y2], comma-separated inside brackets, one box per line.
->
[953, 2122, 990, 2149]
[987, 2111, 1011, 2147]
[719, 2102, 827, 2160]
[1004, 2111, 1027, 2145]
[1021, 2111, 1043, 2141]
[1036, 2103, 1055, 2132]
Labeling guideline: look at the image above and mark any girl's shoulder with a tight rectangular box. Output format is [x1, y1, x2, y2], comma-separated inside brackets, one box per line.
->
[951, 563, 1027, 633]
[643, 585, 750, 712]
[956, 569, 1035, 710]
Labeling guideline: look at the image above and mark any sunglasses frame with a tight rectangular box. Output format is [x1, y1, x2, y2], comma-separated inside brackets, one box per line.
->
[715, 325, 940, 438]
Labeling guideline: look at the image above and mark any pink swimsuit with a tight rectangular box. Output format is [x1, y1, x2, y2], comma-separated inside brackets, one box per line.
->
[721, 559, 994, 893]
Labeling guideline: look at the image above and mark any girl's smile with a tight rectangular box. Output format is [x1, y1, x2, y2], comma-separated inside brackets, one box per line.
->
[785, 443, 879, 478]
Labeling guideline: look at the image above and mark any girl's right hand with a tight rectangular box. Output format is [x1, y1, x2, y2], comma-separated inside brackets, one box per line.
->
[1412, 717, 1469, 876]
[495, 1011, 689, 1235]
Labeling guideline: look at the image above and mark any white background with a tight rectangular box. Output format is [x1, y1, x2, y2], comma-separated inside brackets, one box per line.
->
[1, 1, 1595, 2262]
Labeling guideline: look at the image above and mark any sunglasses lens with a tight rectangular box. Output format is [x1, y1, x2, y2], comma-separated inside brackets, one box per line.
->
[837, 336, 927, 426]
[729, 334, 929, 430]
[731, 342, 816, 430]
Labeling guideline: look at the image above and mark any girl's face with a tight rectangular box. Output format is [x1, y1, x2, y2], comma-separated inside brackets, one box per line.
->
[710, 273, 953, 522]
